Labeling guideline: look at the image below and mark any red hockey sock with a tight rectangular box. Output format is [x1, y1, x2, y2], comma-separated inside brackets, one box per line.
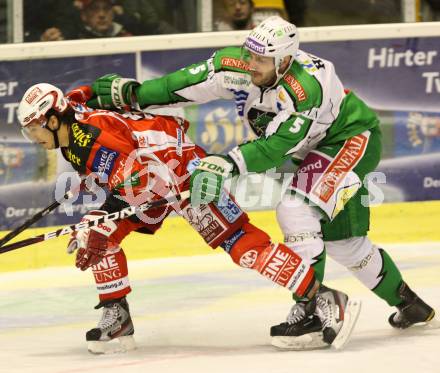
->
[91, 248, 131, 301]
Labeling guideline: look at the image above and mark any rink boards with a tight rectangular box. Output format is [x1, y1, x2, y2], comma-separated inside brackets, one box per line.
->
[0, 200, 439, 272]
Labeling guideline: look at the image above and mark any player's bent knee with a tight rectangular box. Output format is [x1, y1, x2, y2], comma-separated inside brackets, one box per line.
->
[223, 223, 316, 298]
[326, 236, 374, 267]
[276, 195, 322, 234]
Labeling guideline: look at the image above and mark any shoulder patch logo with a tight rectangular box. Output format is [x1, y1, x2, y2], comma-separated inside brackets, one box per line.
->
[300, 60, 318, 74]
[221, 57, 250, 71]
[283, 74, 307, 102]
[278, 90, 287, 103]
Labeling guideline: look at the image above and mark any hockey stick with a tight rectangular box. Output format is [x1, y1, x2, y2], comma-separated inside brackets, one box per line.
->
[0, 190, 76, 249]
[0, 190, 190, 255]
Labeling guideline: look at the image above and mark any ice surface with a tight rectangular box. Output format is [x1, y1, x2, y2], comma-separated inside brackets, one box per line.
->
[0, 243, 439, 373]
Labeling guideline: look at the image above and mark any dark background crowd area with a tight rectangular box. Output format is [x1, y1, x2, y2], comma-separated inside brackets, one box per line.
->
[0, 0, 439, 44]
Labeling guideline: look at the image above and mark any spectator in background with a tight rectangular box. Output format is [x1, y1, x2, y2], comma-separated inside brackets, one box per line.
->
[301, 0, 401, 26]
[283, 0, 306, 26]
[0, 0, 7, 43]
[112, 0, 178, 35]
[75, 0, 131, 39]
[424, 0, 440, 20]
[214, 0, 255, 31]
[252, 0, 288, 25]
[24, 0, 80, 42]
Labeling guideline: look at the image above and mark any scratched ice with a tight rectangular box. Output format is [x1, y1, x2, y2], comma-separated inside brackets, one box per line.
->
[0, 243, 439, 373]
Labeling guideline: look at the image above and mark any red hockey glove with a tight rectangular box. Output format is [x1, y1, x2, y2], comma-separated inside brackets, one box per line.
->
[67, 210, 119, 271]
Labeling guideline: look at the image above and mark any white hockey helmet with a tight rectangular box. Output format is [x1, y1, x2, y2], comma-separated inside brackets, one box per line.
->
[244, 16, 299, 81]
[17, 83, 68, 128]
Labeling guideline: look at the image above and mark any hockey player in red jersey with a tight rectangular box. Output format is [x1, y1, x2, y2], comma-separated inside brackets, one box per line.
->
[17, 83, 361, 353]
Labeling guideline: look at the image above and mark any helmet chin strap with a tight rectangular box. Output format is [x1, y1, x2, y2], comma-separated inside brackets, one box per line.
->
[273, 56, 294, 88]
[49, 127, 60, 149]
[45, 111, 61, 148]
[261, 56, 294, 89]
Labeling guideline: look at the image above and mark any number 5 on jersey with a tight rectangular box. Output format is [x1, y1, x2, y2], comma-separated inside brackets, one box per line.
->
[188, 64, 207, 75]
[289, 117, 305, 134]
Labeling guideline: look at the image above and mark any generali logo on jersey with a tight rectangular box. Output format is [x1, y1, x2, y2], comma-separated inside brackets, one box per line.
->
[283, 74, 307, 102]
[312, 134, 368, 202]
[221, 57, 250, 71]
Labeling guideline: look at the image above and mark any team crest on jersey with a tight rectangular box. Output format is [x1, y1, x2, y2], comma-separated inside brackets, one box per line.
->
[283, 74, 307, 102]
[247, 108, 276, 137]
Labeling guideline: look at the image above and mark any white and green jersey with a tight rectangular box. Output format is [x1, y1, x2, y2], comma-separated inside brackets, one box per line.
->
[135, 46, 379, 174]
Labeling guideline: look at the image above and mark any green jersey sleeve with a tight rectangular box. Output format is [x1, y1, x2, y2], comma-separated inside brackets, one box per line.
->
[228, 114, 312, 173]
[134, 47, 247, 109]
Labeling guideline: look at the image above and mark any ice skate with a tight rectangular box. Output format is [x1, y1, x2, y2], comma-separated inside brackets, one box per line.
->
[316, 285, 361, 349]
[86, 297, 136, 354]
[270, 297, 327, 350]
[271, 286, 361, 350]
[389, 282, 435, 329]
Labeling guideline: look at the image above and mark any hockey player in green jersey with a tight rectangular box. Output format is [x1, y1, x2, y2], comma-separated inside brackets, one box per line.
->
[88, 16, 435, 349]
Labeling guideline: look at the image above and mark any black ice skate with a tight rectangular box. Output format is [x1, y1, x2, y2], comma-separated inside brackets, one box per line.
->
[270, 297, 326, 350]
[388, 282, 435, 329]
[270, 286, 361, 350]
[86, 297, 136, 354]
[316, 285, 361, 349]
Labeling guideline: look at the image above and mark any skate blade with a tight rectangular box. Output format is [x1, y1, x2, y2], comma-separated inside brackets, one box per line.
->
[271, 332, 329, 351]
[402, 316, 440, 331]
[87, 335, 136, 354]
[332, 298, 362, 350]
[425, 317, 440, 329]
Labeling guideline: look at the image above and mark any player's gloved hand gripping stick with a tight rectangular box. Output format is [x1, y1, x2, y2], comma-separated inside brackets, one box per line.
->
[0, 190, 189, 254]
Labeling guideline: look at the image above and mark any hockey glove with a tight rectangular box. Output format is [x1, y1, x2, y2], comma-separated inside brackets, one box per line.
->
[87, 73, 140, 110]
[189, 155, 236, 206]
[67, 210, 119, 271]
